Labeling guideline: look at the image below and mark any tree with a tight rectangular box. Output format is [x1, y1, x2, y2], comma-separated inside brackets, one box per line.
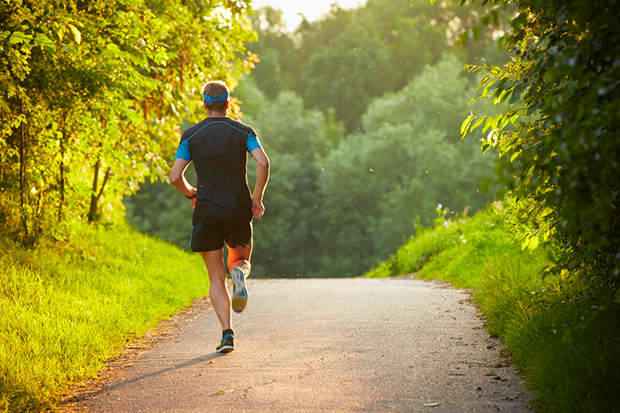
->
[359, 0, 471, 89]
[317, 54, 498, 276]
[246, 6, 298, 99]
[0, 0, 257, 243]
[123, 5, 509, 279]
[460, 0, 620, 300]
[248, 0, 512, 131]
[300, 24, 394, 131]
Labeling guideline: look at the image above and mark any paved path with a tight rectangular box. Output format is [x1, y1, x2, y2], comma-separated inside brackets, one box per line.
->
[63, 278, 533, 412]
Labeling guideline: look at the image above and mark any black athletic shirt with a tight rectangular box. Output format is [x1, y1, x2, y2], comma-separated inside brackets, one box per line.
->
[174, 116, 262, 220]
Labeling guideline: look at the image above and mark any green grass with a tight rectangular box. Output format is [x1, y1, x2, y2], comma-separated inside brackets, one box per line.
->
[0, 222, 208, 412]
[367, 203, 620, 412]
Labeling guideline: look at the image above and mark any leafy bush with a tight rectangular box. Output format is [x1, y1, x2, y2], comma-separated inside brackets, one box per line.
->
[461, 0, 620, 303]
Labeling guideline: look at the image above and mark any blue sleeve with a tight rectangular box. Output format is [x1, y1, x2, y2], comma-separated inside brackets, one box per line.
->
[174, 139, 191, 162]
[246, 133, 262, 153]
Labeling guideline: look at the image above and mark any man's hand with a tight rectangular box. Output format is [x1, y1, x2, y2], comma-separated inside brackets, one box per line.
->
[252, 199, 265, 218]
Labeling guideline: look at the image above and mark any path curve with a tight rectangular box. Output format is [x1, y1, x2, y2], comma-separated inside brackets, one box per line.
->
[62, 277, 533, 412]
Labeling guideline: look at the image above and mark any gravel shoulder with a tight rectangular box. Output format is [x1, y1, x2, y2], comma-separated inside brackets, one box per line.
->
[60, 277, 534, 412]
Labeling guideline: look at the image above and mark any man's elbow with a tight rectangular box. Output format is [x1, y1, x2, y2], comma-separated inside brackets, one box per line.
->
[258, 156, 270, 171]
[170, 172, 181, 186]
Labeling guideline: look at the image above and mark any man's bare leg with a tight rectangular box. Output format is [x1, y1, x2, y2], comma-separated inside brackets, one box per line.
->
[201, 249, 231, 331]
[228, 240, 252, 312]
[228, 240, 252, 274]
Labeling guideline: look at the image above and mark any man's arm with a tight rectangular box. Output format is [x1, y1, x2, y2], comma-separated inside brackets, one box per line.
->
[170, 158, 197, 204]
[250, 147, 270, 218]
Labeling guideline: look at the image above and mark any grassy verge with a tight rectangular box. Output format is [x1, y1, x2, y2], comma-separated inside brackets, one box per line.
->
[366, 203, 620, 412]
[0, 222, 208, 412]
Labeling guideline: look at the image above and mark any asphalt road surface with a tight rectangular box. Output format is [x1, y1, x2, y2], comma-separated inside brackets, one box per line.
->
[63, 277, 533, 412]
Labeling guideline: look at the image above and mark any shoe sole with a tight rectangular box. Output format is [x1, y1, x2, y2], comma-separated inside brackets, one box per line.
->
[231, 268, 248, 313]
[216, 345, 234, 353]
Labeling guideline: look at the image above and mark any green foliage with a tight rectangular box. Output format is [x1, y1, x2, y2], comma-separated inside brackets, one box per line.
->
[478, 258, 620, 413]
[126, 54, 501, 279]
[238, 55, 500, 278]
[250, 0, 512, 131]
[366, 202, 523, 283]
[460, 0, 620, 302]
[246, 6, 298, 100]
[300, 23, 393, 131]
[125, 3, 512, 280]
[124, 176, 195, 249]
[316, 53, 498, 276]
[0, 0, 256, 244]
[367, 204, 620, 412]
[0, 222, 207, 411]
[237, 81, 345, 277]
[123, 2, 514, 280]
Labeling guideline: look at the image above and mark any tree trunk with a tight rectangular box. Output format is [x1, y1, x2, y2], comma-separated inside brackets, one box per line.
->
[58, 121, 67, 222]
[88, 159, 100, 222]
[88, 156, 112, 223]
[19, 99, 28, 237]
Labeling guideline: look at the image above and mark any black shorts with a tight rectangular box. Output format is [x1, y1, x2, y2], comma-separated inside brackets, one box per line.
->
[190, 213, 253, 252]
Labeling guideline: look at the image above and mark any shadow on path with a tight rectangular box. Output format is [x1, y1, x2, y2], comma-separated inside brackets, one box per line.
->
[104, 352, 225, 392]
[62, 352, 225, 407]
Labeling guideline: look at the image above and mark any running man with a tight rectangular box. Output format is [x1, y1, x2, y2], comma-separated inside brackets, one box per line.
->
[170, 80, 270, 353]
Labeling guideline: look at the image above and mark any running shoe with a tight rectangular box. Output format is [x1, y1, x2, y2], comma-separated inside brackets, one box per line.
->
[216, 334, 235, 353]
[231, 267, 248, 313]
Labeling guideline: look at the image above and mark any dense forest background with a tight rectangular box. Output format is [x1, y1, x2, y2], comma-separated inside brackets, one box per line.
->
[125, 0, 513, 278]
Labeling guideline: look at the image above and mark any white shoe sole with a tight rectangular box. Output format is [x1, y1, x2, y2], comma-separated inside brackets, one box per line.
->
[231, 268, 248, 313]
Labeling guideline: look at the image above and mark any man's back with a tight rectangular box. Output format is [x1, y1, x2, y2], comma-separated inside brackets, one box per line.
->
[178, 116, 258, 220]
